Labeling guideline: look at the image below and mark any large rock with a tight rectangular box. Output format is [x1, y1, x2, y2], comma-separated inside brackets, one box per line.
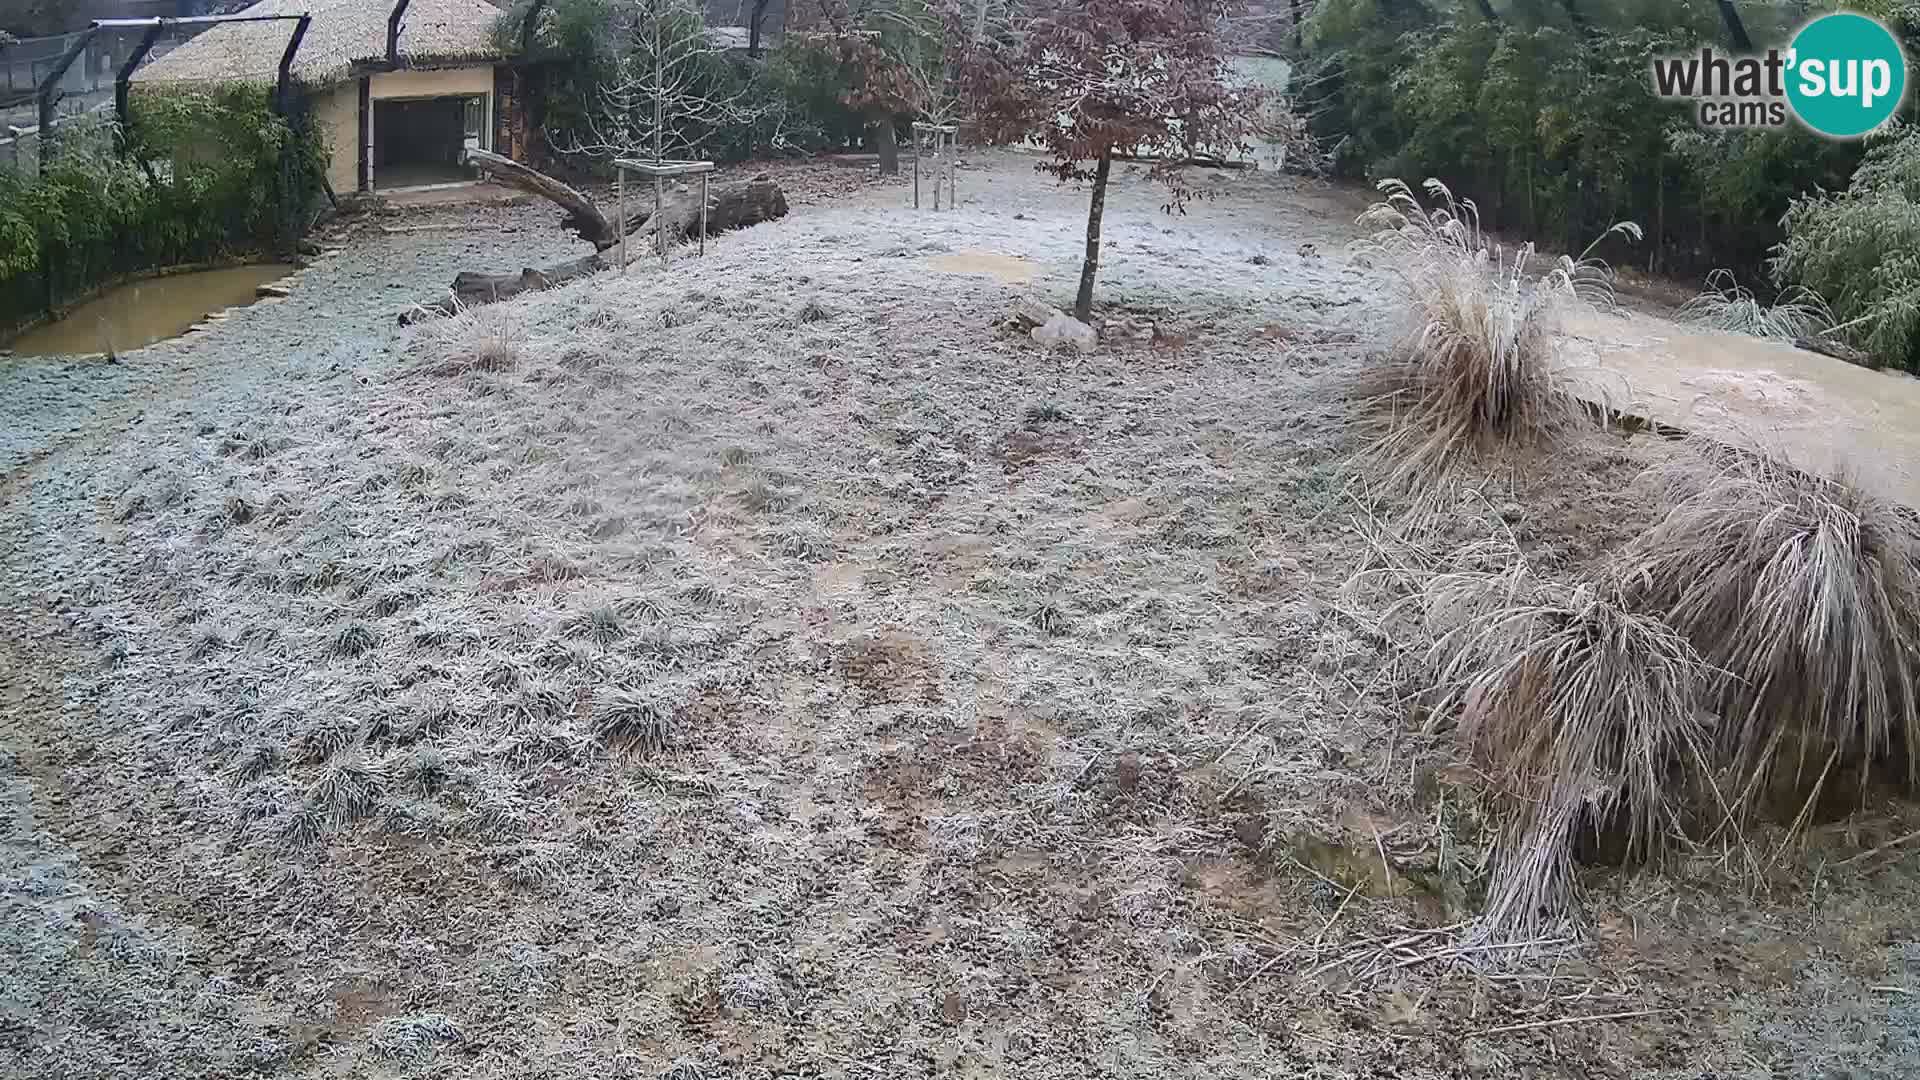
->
[1032, 312, 1097, 354]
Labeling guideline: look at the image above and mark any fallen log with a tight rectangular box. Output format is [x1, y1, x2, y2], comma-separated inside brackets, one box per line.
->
[1793, 335, 1880, 369]
[465, 147, 789, 250]
[615, 175, 790, 251]
[467, 147, 617, 248]
[401, 151, 791, 322]
[400, 252, 606, 325]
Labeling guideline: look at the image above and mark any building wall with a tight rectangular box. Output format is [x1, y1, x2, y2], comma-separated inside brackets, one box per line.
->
[310, 66, 501, 192]
[370, 66, 494, 101]
[313, 80, 358, 195]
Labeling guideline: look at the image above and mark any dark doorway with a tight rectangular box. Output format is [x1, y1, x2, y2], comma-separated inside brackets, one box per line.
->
[372, 95, 477, 189]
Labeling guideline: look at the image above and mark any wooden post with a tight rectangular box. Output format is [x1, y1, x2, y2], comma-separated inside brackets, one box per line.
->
[699, 172, 708, 257]
[654, 173, 665, 267]
[616, 162, 626, 272]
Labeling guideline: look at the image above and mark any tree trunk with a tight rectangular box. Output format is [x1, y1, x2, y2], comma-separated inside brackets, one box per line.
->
[624, 176, 790, 249]
[1074, 149, 1113, 324]
[1290, 0, 1302, 48]
[1472, 0, 1498, 22]
[466, 147, 615, 248]
[749, 0, 771, 57]
[404, 152, 790, 321]
[464, 147, 787, 251]
[874, 115, 899, 177]
[1715, 1, 1753, 51]
[401, 253, 608, 324]
[1560, 0, 1593, 38]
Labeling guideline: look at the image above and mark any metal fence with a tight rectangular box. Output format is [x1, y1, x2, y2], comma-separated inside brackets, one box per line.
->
[0, 26, 208, 173]
[2, 31, 118, 115]
[4, 36, 110, 172]
[0, 113, 120, 175]
[0, 126, 38, 173]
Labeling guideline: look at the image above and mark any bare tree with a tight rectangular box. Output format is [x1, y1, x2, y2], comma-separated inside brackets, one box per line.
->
[962, 0, 1262, 321]
[550, 0, 768, 165]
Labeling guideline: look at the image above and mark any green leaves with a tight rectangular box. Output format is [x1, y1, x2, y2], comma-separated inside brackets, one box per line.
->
[0, 86, 320, 330]
[1776, 133, 1920, 369]
[1302, 3, 1864, 274]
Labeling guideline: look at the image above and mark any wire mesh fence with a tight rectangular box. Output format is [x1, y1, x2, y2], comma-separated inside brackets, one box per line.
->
[0, 22, 222, 175]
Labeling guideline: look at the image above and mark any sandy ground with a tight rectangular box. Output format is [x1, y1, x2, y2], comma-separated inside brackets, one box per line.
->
[1, 151, 1917, 1080]
[1562, 310, 1920, 509]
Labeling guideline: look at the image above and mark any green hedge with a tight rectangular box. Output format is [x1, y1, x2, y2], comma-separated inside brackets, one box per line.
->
[0, 84, 324, 333]
[1775, 128, 1920, 371]
[1298, 0, 1862, 279]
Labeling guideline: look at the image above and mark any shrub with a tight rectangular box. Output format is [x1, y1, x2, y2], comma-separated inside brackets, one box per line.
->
[1422, 559, 1708, 939]
[1301, 1, 1861, 279]
[1351, 177, 1633, 489]
[1774, 127, 1920, 371]
[507, 0, 863, 170]
[1621, 441, 1920, 809]
[0, 85, 323, 332]
[1679, 268, 1834, 340]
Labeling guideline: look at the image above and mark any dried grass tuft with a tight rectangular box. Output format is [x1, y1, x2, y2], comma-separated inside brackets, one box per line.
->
[566, 605, 627, 643]
[306, 755, 382, 831]
[367, 1013, 462, 1064]
[411, 305, 527, 377]
[1620, 440, 1920, 804]
[330, 622, 379, 658]
[590, 684, 676, 752]
[1679, 269, 1834, 340]
[1422, 557, 1709, 939]
[1353, 178, 1635, 489]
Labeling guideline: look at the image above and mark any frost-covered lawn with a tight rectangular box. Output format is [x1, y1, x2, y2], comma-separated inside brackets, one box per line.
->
[3, 155, 1915, 1080]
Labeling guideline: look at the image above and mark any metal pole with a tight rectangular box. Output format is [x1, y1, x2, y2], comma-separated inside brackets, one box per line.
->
[94, 15, 311, 28]
[616, 163, 626, 273]
[274, 14, 311, 117]
[913, 130, 920, 209]
[651, 0, 664, 268]
[698, 172, 707, 257]
[387, 0, 413, 66]
[117, 22, 167, 151]
[35, 27, 97, 174]
[521, 0, 549, 51]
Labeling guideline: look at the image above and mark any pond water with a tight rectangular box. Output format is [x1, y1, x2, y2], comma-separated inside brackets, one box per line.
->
[7, 264, 294, 358]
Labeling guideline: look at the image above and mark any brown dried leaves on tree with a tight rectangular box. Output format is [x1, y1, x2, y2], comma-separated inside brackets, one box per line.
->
[957, 0, 1262, 319]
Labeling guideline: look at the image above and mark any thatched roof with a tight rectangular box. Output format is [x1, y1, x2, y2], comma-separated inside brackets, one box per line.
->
[132, 0, 508, 89]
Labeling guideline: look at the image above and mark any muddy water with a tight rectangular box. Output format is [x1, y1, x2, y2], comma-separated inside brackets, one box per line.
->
[1563, 310, 1920, 510]
[7, 264, 294, 358]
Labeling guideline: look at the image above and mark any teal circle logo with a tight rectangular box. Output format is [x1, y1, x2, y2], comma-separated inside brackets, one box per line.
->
[1787, 13, 1907, 138]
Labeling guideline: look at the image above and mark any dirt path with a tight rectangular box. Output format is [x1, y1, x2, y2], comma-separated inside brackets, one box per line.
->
[1566, 310, 1920, 506]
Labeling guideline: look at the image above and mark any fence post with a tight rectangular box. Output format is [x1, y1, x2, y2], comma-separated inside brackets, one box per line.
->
[386, 0, 413, 66]
[35, 27, 97, 175]
[275, 15, 313, 252]
[117, 22, 167, 154]
[274, 14, 310, 116]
